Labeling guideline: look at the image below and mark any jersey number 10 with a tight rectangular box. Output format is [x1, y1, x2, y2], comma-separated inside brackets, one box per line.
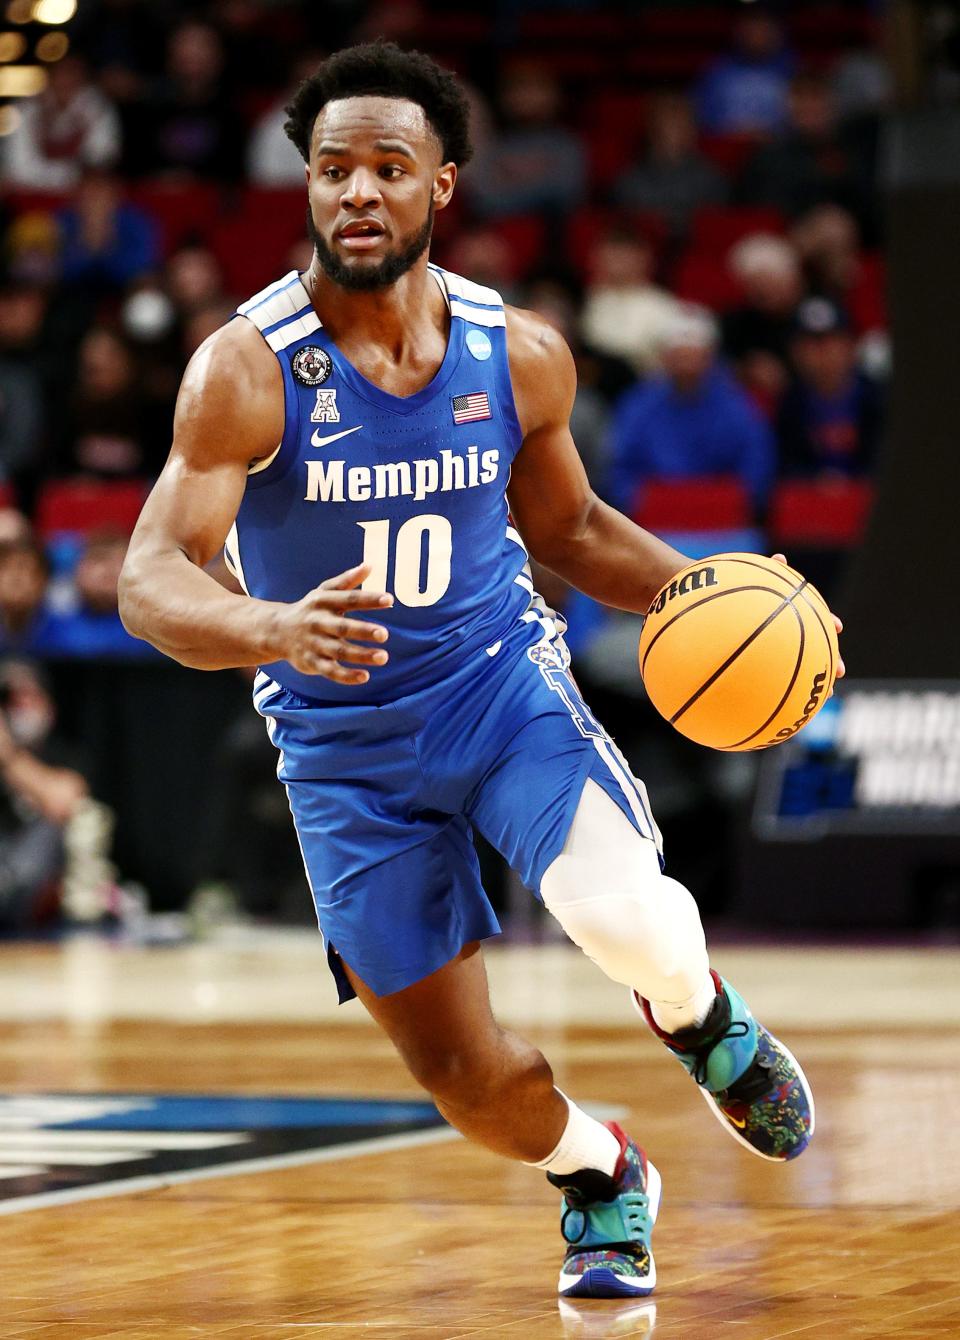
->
[357, 515, 452, 608]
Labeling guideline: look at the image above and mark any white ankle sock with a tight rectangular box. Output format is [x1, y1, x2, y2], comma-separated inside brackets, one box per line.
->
[527, 1091, 621, 1177]
[650, 973, 717, 1034]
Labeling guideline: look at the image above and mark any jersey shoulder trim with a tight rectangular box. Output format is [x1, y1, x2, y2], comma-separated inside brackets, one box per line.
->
[429, 266, 507, 329]
[237, 272, 323, 350]
[429, 265, 503, 309]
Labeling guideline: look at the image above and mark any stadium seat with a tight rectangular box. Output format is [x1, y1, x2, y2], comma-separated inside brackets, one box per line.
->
[566, 206, 669, 276]
[672, 250, 743, 310]
[768, 478, 875, 548]
[209, 208, 306, 297]
[690, 205, 787, 256]
[35, 479, 150, 538]
[633, 476, 752, 532]
[484, 216, 547, 279]
[127, 182, 223, 257]
[699, 133, 762, 178]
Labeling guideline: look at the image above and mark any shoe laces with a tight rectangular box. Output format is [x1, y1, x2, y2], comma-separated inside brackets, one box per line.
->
[688, 1018, 753, 1087]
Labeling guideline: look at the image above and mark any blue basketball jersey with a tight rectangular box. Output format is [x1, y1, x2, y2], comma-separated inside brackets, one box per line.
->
[225, 265, 543, 704]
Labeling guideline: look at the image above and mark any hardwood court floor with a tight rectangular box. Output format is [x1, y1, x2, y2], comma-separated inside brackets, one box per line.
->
[1, 935, 959, 1339]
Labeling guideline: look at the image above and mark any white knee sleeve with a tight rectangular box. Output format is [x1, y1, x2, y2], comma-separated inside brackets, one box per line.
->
[541, 779, 710, 1006]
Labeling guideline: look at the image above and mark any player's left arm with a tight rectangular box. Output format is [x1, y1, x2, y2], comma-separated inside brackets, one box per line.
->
[504, 307, 845, 672]
[505, 306, 687, 613]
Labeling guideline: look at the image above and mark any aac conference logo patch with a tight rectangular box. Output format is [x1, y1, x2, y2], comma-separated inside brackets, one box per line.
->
[0, 1093, 451, 1215]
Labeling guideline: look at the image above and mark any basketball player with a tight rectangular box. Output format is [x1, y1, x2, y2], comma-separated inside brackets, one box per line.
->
[120, 43, 841, 1299]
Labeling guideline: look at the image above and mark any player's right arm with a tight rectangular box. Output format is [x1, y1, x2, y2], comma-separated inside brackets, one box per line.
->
[118, 319, 392, 685]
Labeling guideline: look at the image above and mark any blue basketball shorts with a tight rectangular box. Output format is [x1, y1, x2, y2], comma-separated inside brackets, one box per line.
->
[253, 618, 662, 1003]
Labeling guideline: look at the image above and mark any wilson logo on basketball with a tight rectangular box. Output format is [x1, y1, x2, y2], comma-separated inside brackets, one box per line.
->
[772, 671, 829, 742]
[647, 565, 718, 616]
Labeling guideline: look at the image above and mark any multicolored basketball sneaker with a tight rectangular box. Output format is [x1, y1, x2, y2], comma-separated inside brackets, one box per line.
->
[635, 970, 815, 1162]
[547, 1122, 661, 1299]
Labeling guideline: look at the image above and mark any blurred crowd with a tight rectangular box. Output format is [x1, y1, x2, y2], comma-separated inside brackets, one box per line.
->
[0, 0, 890, 929]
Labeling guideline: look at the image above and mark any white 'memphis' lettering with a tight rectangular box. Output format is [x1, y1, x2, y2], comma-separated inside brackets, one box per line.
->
[305, 448, 500, 504]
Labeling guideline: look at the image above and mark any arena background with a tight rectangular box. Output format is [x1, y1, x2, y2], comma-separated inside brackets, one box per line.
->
[2, 3, 960, 1336]
[5, 0, 951, 937]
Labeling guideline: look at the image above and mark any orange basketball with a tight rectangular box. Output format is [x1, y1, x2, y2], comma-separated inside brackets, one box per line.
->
[638, 553, 839, 751]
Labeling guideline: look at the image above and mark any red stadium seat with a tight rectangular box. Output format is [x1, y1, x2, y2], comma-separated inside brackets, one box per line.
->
[36, 479, 150, 538]
[672, 251, 743, 310]
[633, 477, 752, 532]
[690, 205, 786, 256]
[484, 216, 547, 279]
[769, 478, 875, 548]
[127, 182, 223, 257]
[566, 207, 669, 279]
[209, 209, 306, 297]
[699, 133, 763, 178]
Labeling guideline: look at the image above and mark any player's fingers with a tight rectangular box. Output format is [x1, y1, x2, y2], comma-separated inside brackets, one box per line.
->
[303, 653, 371, 685]
[329, 616, 390, 643]
[322, 587, 394, 611]
[834, 614, 844, 634]
[313, 636, 388, 667]
[317, 563, 370, 591]
[836, 657, 846, 679]
[771, 551, 788, 565]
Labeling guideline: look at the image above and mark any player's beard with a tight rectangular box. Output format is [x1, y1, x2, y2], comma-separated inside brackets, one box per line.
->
[308, 202, 435, 292]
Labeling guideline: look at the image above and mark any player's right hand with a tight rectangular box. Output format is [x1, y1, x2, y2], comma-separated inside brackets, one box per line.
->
[275, 563, 393, 684]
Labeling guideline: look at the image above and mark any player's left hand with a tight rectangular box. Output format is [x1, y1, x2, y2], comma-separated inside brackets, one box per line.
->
[771, 552, 845, 686]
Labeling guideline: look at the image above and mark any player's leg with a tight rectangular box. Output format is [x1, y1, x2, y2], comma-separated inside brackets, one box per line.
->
[339, 938, 659, 1299]
[462, 634, 813, 1166]
[539, 778, 815, 1163]
[542, 777, 715, 1028]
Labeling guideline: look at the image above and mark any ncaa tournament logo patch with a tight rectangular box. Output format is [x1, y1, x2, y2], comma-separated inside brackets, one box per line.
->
[465, 329, 492, 361]
[0, 1093, 452, 1215]
[292, 346, 332, 386]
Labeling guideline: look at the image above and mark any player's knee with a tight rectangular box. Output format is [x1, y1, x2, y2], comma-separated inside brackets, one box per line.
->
[542, 857, 706, 988]
[401, 1030, 549, 1109]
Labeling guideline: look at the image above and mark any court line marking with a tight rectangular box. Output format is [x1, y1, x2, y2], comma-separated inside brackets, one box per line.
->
[0, 1101, 626, 1218]
[0, 1125, 461, 1217]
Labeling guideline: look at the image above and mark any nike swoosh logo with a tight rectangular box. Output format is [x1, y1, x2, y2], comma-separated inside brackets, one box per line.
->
[310, 426, 363, 448]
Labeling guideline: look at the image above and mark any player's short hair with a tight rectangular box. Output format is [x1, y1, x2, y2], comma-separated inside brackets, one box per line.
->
[283, 41, 473, 167]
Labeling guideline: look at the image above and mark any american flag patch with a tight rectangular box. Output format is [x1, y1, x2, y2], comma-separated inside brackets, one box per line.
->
[452, 392, 492, 424]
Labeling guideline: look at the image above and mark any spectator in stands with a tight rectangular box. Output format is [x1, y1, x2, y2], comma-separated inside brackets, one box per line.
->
[777, 297, 882, 478]
[524, 274, 633, 490]
[580, 227, 680, 375]
[722, 233, 804, 413]
[466, 62, 586, 221]
[0, 659, 91, 932]
[0, 539, 56, 657]
[441, 226, 523, 304]
[790, 204, 885, 333]
[165, 245, 230, 319]
[247, 52, 324, 187]
[613, 92, 728, 236]
[73, 0, 167, 106]
[608, 305, 775, 517]
[0, 282, 46, 489]
[57, 167, 159, 292]
[57, 327, 163, 479]
[0, 511, 32, 547]
[2, 53, 121, 191]
[181, 300, 236, 359]
[131, 20, 244, 180]
[3, 210, 61, 288]
[833, 21, 892, 124]
[43, 531, 158, 661]
[694, 8, 793, 136]
[738, 73, 869, 223]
